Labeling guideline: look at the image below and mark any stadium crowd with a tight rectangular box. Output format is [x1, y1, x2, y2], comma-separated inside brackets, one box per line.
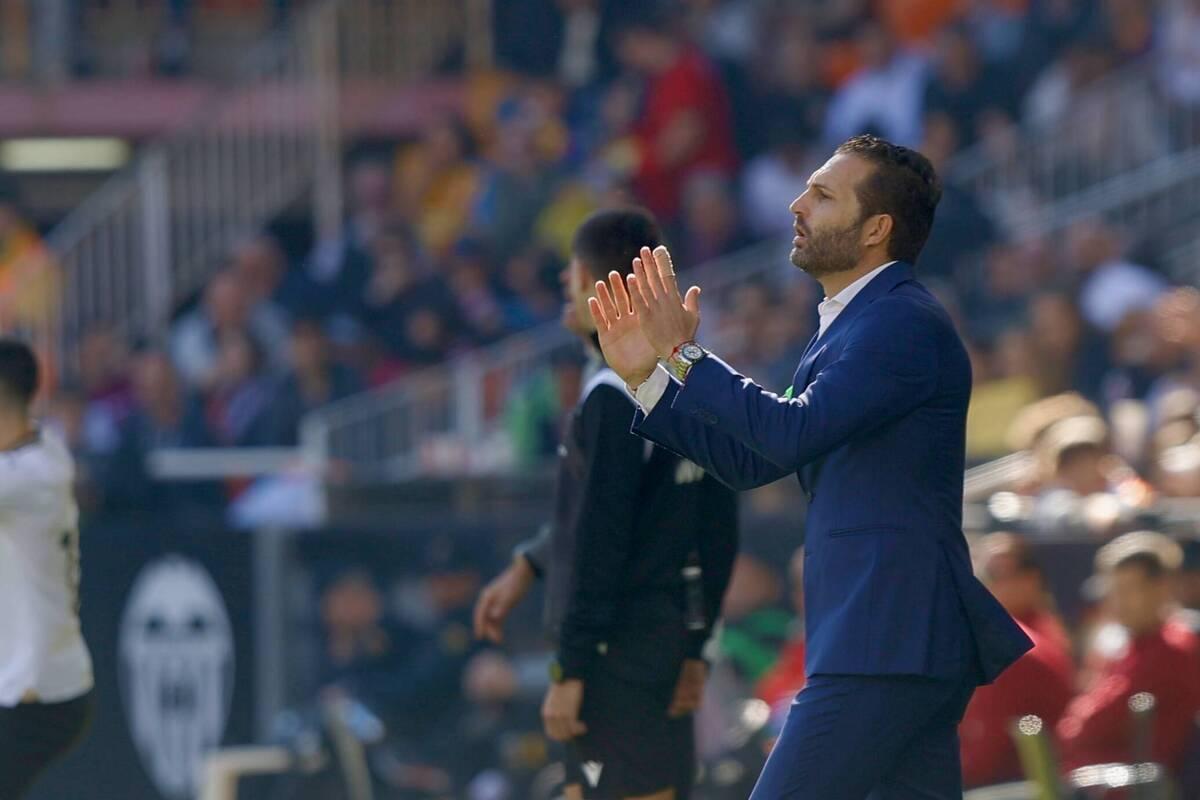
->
[0, 0, 1187, 520]
[1, 0, 1199, 795]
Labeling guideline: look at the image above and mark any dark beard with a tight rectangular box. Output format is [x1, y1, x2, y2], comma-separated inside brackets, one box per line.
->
[790, 220, 863, 277]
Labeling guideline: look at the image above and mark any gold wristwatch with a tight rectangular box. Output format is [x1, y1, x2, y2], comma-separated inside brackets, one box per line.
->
[667, 341, 707, 382]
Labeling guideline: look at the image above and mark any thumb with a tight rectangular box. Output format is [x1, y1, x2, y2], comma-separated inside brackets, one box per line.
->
[684, 285, 702, 315]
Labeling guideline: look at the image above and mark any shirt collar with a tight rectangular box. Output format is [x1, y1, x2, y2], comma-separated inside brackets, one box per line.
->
[822, 260, 897, 309]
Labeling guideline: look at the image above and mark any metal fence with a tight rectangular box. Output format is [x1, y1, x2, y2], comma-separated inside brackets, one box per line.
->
[949, 59, 1200, 240]
[31, 0, 492, 379]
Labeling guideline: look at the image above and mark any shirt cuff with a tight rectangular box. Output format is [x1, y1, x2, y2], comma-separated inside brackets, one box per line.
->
[634, 366, 671, 413]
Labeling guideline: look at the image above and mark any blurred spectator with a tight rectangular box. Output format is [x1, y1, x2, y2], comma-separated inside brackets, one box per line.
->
[471, 91, 567, 264]
[76, 325, 135, 455]
[306, 158, 395, 319]
[1026, 291, 1109, 402]
[742, 13, 828, 158]
[446, 248, 513, 345]
[121, 350, 209, 448]
[823, 20, 928, 147]
[493, 0, 617, 87]
[741, 123, 816, 238]
[1058, 531, 1200, 776]
[1157, 442, 1200, 499]
[1066, 220, 1169, 335]
[267, 320, 362, 446]
[715, 552, 790, 687]
[1177, 540, 1200, 613]
[961, 533, 1074, 789]
[754, 547, 807, 709]
[1009, 0, 1099, 88]
[170, 270, 288, 389]
[1151, 287, 1200, 396]
[965, 326, 1042, 460]
[615, 6, 738, 221]
[1033, 415, 1111, 497]
[923, 24, 1015, 148]
[229, 233, 306, 321]
[497, 247, 563, 330]
[200, 330, 275, 447]
[1023, 33, 1115, 125]
[0, 193, 58, 330]
[672, 171, 756, 267]
[355, 226, 457, 366]
[915, 112, 997, 281]
[395, 117, 482, 259]
[105, 350, 219, 514]
[975, 533, 1073, 657]
[1157, 0, 1200, 107]
[680, 0, 762, 66]
[1103, 0, 1154, 61]
[877, 0, 964, 47]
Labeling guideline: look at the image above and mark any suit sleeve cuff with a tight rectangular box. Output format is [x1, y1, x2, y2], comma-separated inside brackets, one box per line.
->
[556, 645, 597, 681]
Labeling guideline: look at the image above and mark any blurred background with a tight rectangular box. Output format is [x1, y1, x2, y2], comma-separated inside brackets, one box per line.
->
[2, 0, 1199, 798]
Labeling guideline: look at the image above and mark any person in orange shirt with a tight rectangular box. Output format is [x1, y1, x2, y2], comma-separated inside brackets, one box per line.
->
[876, 0, 965, 47]
[960, 534, 1075, 788]
[1058, 531, 1200, 776]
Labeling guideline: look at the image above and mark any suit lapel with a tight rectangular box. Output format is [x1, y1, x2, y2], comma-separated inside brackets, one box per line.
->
[792, 262, 915, 393]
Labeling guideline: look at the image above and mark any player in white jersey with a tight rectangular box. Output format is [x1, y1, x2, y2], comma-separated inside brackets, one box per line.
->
[0, 340, 93, 799]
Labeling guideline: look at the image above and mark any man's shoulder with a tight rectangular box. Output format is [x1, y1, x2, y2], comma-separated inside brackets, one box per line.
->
[580, 368, 634, 405]
[853, 282, 952, 339]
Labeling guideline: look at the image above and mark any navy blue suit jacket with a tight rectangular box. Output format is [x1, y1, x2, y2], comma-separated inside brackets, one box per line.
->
[633, 262, 1032, 684]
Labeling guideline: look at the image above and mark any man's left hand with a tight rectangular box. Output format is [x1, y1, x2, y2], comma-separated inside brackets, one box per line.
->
[624, 245, 703, 360]
[542, 679, 588, 741]
[667, 658, 708, 718]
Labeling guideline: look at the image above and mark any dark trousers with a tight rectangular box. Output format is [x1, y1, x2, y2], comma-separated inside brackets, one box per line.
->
[0, 690, 94, 800]
[750, 675, 975, 800]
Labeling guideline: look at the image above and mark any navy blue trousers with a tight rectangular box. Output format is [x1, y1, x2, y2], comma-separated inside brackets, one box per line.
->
[750, 674, 975, 800]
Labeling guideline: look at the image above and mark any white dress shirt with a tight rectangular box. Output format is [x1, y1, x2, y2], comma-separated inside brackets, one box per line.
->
[633, 261, 897, 413]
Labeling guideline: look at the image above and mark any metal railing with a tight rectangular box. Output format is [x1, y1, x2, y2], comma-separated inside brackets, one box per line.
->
[31, 0, 492, 379]
[39, 2, 340, 378]
[948, 59, 1200, 239]
[300, 239, 797, 481]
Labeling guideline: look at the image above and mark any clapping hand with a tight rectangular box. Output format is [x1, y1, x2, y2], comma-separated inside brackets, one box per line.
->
[587, 245, 703, 385]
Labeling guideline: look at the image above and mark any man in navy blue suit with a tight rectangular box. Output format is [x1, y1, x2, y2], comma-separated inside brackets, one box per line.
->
[587, 134, 1033, 799]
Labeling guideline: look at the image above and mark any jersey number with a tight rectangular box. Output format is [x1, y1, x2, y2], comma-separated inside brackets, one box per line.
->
[61, 529, 81, 615]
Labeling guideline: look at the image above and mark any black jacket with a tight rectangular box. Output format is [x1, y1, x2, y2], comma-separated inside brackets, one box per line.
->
[516, 365, 739, 684]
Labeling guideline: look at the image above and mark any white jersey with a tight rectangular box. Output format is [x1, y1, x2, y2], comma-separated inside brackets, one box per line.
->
[0, 430, 93, 706]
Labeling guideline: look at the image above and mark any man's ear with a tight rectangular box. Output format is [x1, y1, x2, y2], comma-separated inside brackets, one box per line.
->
[861, 214, 894, 250]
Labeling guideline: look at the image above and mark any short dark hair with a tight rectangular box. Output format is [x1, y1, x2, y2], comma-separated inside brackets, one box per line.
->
[571, 208, 663, 282]
[835, 134, 942, 264]
[0, 339, 39, 408]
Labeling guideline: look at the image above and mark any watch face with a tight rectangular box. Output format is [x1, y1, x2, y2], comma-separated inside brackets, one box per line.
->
[681, 343, 705, 361]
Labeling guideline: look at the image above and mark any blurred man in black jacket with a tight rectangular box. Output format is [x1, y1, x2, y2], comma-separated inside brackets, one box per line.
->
[474, 208, 739, 799]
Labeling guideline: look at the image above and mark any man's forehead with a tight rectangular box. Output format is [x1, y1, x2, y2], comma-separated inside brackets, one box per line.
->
[810, 152, 871, 188]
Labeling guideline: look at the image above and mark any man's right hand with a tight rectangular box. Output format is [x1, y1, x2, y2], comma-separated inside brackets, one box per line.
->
[473, 556, 536, 644]
[588, 270, 659, 388]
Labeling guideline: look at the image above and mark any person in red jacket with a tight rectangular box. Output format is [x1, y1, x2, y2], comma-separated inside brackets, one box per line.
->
[1057, 531, 1200, 776]
[960, 534, 1075, 788]
[614, 7, 738, 223]
[974, 533, 1074, 672]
